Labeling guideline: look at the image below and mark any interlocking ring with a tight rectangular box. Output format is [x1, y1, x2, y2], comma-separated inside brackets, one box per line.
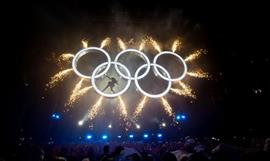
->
[114, 49, 151, 80]
[72, 47, 188, 98]
[91, 61, 131, 98]
[134, 63, 172, 98]
[72, 47, 111, 79]
[153, 51, 187, 81]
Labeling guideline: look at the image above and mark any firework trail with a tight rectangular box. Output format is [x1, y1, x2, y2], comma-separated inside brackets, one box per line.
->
[58, 53, 74, 62]
[133, 96, 148, 119]
[81, 39, 88, 48]
[160, 97, 173, 116]
[187, 69, 209, 78]
[118, 96, 128, 120]
[100, 37, 111, 48]
[117, 37, 126, 50]
[148, 37, 162, 52]
[46, 68, 73, 88]
[88, 96, 104, 120]
[171, 39, 181, 52]
[184, 49, 207, 62]
[139, 38, 147, 51]
[170, 81, 196, 99]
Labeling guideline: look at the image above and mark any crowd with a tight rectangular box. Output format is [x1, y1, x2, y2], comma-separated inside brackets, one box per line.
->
[3, 136, 270, 161]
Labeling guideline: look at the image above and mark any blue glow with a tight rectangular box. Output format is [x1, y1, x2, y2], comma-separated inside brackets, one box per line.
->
[157, 133, 163, 138]
[176, 115, 181, 120]
[143, 134, 149, 138]
[102, 135, 108, 140]
[86, 134, 92, 140]
[117, 135, 122, 139]
[129, 134, 134, 138]
[55, 115, 60, 119]
[181, 115, 186, 119]
[52, 114, 56, 118]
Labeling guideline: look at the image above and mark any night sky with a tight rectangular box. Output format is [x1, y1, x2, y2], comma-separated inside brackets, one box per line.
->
[1, 1, 269, 146]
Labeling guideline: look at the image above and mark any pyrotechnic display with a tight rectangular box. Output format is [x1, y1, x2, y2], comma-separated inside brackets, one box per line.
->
[46, 37, 209, 129]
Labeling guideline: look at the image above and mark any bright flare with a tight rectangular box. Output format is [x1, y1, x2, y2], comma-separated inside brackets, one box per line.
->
[171, 39, 181, 52]
[58, 53, 74, 62]
[160, 97, 173, 116]
[100, 37, 111, 48]
[133, 96, 148, 119]
[118, 96, 128, 119]
[148, 37, 161, 52]
[139, 38, 147, 51]
[81, 39, 88, 48]
[170, 85, 196, 99]
[66, 79, 92, 106]
[117, 37, 126, 50]
[184, 49, 207, 62]
[187, 69, 209, 78]
[46, 68, 73, 88]
[88, 96, 104, 120]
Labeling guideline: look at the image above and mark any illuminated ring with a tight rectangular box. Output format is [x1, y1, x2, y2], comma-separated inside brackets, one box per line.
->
[114, 49, 151, 80]
[91, 61, 131, 98]
[153, 51, 187, 81]
[72, 47, 111, 79]
[134, 63, 172, 98]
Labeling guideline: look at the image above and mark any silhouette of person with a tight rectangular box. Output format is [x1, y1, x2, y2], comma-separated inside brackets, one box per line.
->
[102, 75, 118, 93]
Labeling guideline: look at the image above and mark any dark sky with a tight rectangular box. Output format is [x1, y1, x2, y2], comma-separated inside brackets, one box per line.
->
[1, 1, 269, 145]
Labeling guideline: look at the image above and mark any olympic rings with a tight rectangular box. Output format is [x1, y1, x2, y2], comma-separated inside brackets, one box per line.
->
[134, 63, 172, 98]
[72, 47, 188, 98]
[72, 47, 111, 79]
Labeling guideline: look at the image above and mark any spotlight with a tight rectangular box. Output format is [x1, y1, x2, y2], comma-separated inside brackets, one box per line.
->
[78, 120, 84, 126]
[108, 124, 112, 128]
[117, 135, 122, 139]
[129, 134, 134, 139]
[55, 115, 60, 119]
[86, 134, 92, 140]
[143, 134, 149, 138]
[176, 115, 181, 120]
[102, 135, 108, 140]
[181, 115, 186, 119]
[52, 114, 56, 118]
[157, 133, 163, 138]
[161, 122, 166, 127]
[136, 124, 141, 129]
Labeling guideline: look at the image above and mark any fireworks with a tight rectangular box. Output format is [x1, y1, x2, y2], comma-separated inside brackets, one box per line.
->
[58, 53, 74, 62]
[65, 78, 93, 107]
[81, 39, 88, 48]
[100, 37, 111, 48]
[133, 96, 148, 119]
[139, 38, 147, 51]
[185, 49, 206, 62]
[148, 37, 162, 52]
[88, 96, 104, 120]
[187, 69, 209, 78]
[171, 39, 181, 52]
[170, 81, 196, 99]
[118, 96, 128, 119]
[117, 37, 126, 50]
[46, 68, 73, 88]
[160, 97, 173, 116]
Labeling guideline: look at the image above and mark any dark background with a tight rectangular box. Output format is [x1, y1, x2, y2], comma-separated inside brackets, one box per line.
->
[1, 1, 269, 147]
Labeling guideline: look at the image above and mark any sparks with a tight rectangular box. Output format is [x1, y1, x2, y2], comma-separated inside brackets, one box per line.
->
[171, 39, 181, 52]
[148, 37, 161, 52]
[139, 38, 147, 51]
[118, 96, 128, 119]
[187, 69, 209, 78]
[184, 49, 207, 62]
[66, 78, 93, 107]
[100, 37, 111, 48]
[133, 96, 148, 119]
[160, 97, 173, 116]
[117, 37, 126, 50]
[46, 68, 73, 88]
[58, 53, 74, 62]
[81, 39, 88, 48]
[88, 96, 104, 120]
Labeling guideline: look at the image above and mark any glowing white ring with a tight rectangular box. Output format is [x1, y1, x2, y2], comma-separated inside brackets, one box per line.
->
[153, 51, 187, 81]
[91, 61, 131, 98]
[72, 47, 111, 79]
[114, 49, 151, 80]
[134, 63, 172, 98]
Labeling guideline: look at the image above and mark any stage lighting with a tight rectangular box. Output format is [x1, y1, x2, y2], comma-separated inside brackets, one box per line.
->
[143, 134, 149, 138]
[102, 135, 108, 140]
[157, 133, 163, 138]
[86, 134, 92, 140]
[136, 124, 141, 129]
[117, 135, 122, 139]
[176, 114, 187, 121]
[55, 115, 60, 119]
[181, 115, 186, 119]
[78, 120, 84, 126]
[108, 124, 112, 128]
[129, 134, 134, 139]
[52, 114, 56, 118]
[161, 122, 166, 127]
[176, 115, 181, 120]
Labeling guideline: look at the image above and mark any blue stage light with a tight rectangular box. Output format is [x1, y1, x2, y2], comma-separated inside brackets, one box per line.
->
[143, 134, 149, 138]
[157, 133, 163, 138]
[181, 115, 186, 119]
[129, 134, 134, 139]
[176, 115, 181, 120]
[117, 135, 122, 139]
[86, 134, 92, 140]
[102, 135, 108, 140]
